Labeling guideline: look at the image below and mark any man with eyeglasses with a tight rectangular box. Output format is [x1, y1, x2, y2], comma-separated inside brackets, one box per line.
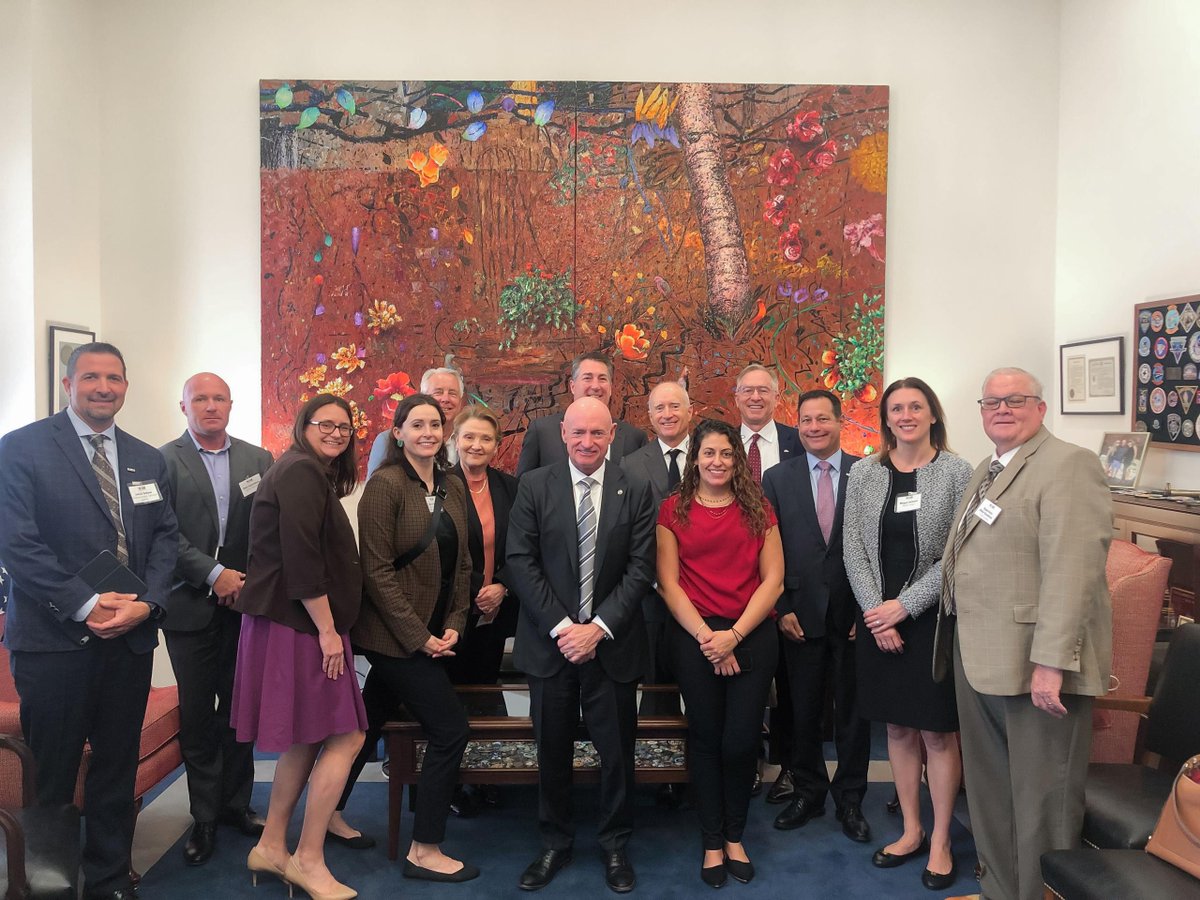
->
[731, 363, 802, 802]
[934, 367, 1112, 900]
[366, 367, 465, 477]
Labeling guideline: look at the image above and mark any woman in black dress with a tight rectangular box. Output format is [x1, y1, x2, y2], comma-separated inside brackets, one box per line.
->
[842, 378, 972, 891]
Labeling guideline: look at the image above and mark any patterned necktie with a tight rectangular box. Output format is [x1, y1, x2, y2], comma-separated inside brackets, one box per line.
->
[576, 477, 597, 621]
[816, 460, 835, 544]
[942, 460, 1005, 614]
[89, 434, 129, 565]
[666, 449, 682, 491]
[748, 433, 762, 485]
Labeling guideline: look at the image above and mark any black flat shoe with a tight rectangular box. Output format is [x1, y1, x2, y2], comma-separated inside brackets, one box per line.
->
[403, 859, 481, 882]
[724, 856, 754, 884]
[183, 822, 216, 866]
[604, 849, 636, 893]
[326, 829, 376, 849]
[872, 835, 929, 868]
[921, 860, 957, 890]
[519, 848, 572, 891]
[701, 862, 727, 888]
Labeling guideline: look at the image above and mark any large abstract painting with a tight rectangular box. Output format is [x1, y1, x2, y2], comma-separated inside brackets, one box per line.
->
[260, 80, 889, 471]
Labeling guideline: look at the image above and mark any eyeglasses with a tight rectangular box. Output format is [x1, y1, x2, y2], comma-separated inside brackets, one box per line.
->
[737, 386, 777, 396]
[977, 395, 1041, 411]
[308, 420, 352, 436]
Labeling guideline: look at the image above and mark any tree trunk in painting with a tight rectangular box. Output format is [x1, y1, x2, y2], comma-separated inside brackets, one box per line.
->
[676, 83, 751, 337]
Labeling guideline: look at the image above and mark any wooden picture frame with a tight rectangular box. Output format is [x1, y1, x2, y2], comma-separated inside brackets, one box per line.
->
[1098, 431, 1150, 489]
[48, 324, 96, 416]
[1133, 295, 1200, 451]
[1059, 336, 1124, 415]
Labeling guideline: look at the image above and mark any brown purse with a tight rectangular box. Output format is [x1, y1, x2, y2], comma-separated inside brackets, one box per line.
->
[1145, 754, 1200, 878]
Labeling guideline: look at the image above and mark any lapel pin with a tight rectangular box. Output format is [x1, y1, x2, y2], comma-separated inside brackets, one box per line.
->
[617, 488, 624, 496]
[126, 467, 136, 472]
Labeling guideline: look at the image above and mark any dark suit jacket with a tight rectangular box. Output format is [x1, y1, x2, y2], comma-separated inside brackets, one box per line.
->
[506, 462, 655, 681]
[159, 431, 274, 631]
[0, 411, 178, 654]
[620, 440, 682, 624]
[450, 464, 520, 633]
[762, 452, 859, 639]
[515, 412, 648, 477]
[768, 421, 803, 466]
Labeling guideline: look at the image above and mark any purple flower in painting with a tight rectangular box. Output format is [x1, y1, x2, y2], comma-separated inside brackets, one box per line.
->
[351, 226, 361, 255]
[430, 227, 439, 240]
[467, 91, 484, 114]
[501, 96, 515, 112]
[844, 213, 885, 261]
[314, 305, 326, 317]
[353, 311, 364, 326]
[316, 353, 327, 363]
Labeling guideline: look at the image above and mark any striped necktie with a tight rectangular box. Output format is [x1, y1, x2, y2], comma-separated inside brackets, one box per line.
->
[577, 477, 597, 621]
[89, 434, 129, 565]
[942, 460, 1004, 614]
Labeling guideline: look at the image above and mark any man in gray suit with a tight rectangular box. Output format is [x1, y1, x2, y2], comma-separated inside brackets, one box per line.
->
[935, 367, 1112, 900]
[160, 373, 273, 866]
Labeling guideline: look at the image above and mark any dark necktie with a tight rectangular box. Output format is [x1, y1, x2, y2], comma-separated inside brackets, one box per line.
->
[943, 460, 1005, 614]
[577, 477, 597, 621]
[815, 460, 835, 544]
[666, 448, 682, 491]
[88, 434, 129, 565]
[748, 433, 762, 485]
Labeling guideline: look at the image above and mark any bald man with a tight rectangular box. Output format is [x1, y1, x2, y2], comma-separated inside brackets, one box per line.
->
[507, 398, 656, 893]
[160, 373, 274, 866]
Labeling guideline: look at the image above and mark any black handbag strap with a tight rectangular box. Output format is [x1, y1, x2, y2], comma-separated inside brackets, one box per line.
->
[393, 489, 445, 571]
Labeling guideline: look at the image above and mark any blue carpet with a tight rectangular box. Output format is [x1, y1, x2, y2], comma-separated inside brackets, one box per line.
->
[139, 779, 975, 898]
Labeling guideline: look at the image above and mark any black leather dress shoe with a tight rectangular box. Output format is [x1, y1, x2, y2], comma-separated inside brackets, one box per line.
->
[724, 855, 754, 884]
[85, 889, 136, 900]
[218, 806, 265, 836]
[519, 848, 573, 891]
[604, 849, 636, 893]
[872, 835, 929, 868]
[656, 782, 685, 809]
[921, 859, 957, 890]
[749, 770, 763, 797]
[773, 796, 825, 830]
[836, 803, 871, 843]
[183, 821, 216, 866]
[765, 769, 796, 804]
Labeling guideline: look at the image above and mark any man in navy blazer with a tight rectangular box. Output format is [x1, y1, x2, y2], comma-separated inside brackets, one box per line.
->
[0, 343, 177, 900]
[762, 389, 871, 842]
[507, 398, 656, 893]
[515, 351, 648, 476]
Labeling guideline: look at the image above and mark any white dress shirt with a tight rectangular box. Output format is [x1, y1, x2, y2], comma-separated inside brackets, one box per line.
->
[551, 460, 613, 639]
[741, 420, 781, 473]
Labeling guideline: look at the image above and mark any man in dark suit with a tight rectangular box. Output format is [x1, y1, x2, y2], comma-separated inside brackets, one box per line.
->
[515, 351, 648, 476]
[620, 381, 691, 727]
[732, 363, 802, 801]
[507, 398, 656, 893]
[160, 373, 274, 865]
[0, 343, 178, 900]
[762, 390, 871, 842]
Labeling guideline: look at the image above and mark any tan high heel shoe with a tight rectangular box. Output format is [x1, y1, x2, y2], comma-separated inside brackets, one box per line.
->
[248, 847, 292, 895]
[284, 857, 357, 900]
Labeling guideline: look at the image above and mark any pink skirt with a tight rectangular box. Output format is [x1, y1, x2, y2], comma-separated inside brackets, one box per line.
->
[231, 614, 368, 753]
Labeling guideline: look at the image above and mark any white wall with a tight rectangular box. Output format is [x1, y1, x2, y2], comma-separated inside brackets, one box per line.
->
[84, 0, 1063, 466]
[1054, 0, 1200, 484]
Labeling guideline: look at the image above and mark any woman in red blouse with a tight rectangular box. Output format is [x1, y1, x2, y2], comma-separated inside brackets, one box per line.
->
[656, 418, 784, 889]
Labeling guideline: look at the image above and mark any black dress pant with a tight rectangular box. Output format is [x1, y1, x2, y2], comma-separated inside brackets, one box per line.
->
[164, 606, 254, 823]
[782, 626, 870, 809]
[445, 612, 509, 715]
[338, 651, 469, 844]
[671, 617, 778, 850]
[769, 632, 793, 765]
[11, 638, 152, 895]
[527, 659, 638, 851]
[638, 594, 682, 716]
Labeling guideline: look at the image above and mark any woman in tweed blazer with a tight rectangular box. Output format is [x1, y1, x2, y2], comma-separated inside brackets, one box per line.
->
[843, 378, 972, 891]
[334, 393, 478, 883]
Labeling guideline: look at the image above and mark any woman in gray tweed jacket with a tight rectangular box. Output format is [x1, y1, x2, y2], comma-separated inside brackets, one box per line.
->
[842, 377, 972, 891]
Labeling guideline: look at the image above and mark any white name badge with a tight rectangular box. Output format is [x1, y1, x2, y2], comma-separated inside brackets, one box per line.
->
[128, 480, 163, 505]
[239, 473, 262, 498]
[425, 495, 437, 512]
[895, 492, 922, 513]
[975, 498, 1002, 525]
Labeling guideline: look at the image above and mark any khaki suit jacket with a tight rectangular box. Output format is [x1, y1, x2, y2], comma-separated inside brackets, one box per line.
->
[935, 426, 1112, 697]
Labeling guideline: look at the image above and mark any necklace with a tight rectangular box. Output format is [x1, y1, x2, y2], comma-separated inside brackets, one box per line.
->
[464, 473, 489, 495]
[696, 493, 733, 506]
[696, 493, 734, 519]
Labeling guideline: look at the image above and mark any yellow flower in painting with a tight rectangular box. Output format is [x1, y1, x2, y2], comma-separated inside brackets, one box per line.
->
[348, 400, 370, 440]
[299, 364, 327, 387]
[331, 344, 365, 374]
[367, 299, 400, 335]
[850, 132, 888, 194]
[634, 85, 679, 129]
[318, 377, 353, 398]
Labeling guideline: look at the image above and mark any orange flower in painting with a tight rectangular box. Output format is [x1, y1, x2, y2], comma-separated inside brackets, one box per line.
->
[615, 323, 650, 360]
[750, 299, 767, 325]
[367, 299, 400, 335]
[850, 132, 888, 194]
[407, 143, 451, 188]
[331, 343, 365, 374]
[318, 377, 353, 398]
[349, 400, 370, 441]
[298, 364, 327, 387]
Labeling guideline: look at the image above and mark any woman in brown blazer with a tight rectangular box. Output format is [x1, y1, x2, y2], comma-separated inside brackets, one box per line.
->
[335, 393, 477, 883]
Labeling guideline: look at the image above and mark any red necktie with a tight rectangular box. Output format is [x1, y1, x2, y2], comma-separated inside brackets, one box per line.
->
[748, 433, 762, 485]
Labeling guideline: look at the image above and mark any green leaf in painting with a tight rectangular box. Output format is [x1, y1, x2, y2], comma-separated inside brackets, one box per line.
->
[335, 88, 356, 116]
[297, 107, 320, 129]
[275, 84, 293, 110]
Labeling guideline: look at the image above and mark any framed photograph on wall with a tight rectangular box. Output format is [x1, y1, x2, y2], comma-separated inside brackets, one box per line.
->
[48, 324, 96, 416]
[1097, 431, 1150, 488]
[1059, 336, 1125, 415]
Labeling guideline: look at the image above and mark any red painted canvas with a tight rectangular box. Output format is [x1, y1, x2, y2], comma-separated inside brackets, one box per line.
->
[260, 80, 889, 472]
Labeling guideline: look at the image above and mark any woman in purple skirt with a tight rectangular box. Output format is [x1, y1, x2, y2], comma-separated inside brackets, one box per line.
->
[232, 395, 367, 900]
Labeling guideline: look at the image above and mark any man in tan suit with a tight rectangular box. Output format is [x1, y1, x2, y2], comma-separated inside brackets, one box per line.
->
[935, 367, 1111, 900]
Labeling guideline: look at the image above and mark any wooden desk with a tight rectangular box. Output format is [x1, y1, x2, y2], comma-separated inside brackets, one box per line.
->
[1111, 493, 1200, 621]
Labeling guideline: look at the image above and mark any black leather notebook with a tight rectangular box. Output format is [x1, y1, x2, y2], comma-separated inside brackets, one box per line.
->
[77, 550, 148, 597]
